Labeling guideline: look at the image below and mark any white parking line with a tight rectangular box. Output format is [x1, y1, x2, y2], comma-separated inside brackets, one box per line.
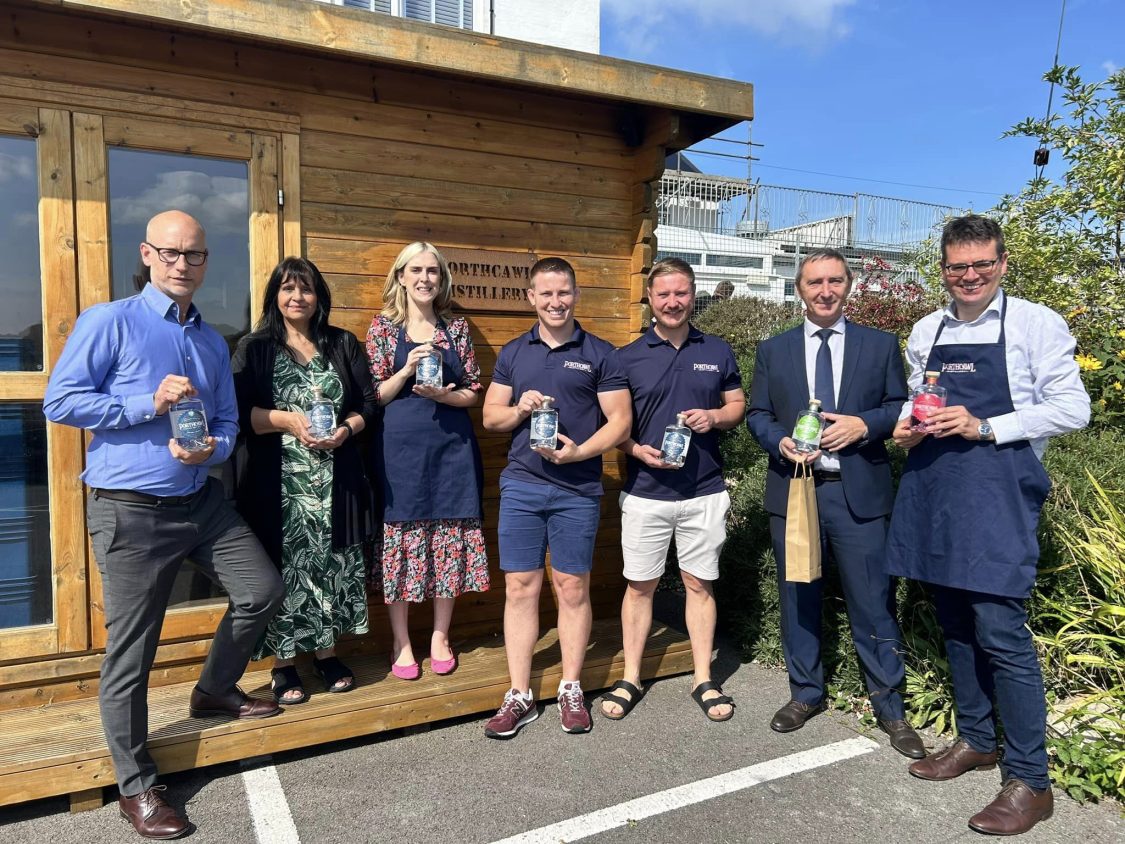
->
[488, 736, 880, 844]
[241, 757, 301, 844]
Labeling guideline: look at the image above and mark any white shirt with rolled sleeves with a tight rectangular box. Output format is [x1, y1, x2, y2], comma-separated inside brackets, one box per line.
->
[901, 290, 1090, 460]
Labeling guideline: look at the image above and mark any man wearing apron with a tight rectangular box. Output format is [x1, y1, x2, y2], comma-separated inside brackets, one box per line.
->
[886, 215, 1090, 836]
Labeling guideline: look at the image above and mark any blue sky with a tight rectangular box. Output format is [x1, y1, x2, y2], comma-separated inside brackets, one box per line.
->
[601, 0, 1123, 212]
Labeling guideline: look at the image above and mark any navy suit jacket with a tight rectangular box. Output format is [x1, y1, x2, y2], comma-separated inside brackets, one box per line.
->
[747, 321, 907, 519]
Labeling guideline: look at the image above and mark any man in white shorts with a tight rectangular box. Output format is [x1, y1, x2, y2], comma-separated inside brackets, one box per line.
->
[601, 258, 745, 722]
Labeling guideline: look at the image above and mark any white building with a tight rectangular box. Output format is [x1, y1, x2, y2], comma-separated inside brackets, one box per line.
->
[317, 0, 601, 53]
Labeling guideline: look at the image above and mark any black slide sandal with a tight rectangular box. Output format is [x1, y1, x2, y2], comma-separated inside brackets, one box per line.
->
[600, 679, 645, 720]
[691, 680, 735, 722]
[270, 666, 308, 705]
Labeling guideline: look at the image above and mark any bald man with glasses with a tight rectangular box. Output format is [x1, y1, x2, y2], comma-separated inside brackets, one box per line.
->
[44, 210, 283, 840]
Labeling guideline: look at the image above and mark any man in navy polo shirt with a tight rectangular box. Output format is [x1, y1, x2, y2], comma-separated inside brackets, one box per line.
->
[481, 257, 631, 738]
[600, 258, 745, 723]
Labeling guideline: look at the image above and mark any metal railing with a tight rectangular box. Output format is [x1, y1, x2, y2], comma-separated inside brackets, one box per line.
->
[656, 170, 965, 303]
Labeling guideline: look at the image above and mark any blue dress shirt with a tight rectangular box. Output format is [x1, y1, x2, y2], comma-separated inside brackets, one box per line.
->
[43, 283, 238, 496]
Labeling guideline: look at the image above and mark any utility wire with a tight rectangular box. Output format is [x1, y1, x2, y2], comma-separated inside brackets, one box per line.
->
[1035, 0, 1068, 181]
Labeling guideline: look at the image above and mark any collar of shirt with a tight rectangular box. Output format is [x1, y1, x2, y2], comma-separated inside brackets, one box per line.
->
[141, 281, 202, 327]
[529, 320, 585, 349]
[803, 314, 847, 340]
[942, 289, 1004, 327]
[644, 323, 704, 347]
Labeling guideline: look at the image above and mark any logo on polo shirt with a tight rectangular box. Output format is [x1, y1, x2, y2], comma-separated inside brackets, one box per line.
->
[942, 362, 976, 373]
[563, 360, 593, 372]
[693, 363, 720, 373]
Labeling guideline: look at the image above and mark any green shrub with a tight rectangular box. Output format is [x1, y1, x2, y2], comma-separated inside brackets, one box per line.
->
[1037, 474, 1125, 802]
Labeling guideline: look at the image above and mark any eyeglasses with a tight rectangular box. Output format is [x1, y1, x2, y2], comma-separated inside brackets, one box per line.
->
[942, 258, 1001, 278]
[144, 243, 209, 266]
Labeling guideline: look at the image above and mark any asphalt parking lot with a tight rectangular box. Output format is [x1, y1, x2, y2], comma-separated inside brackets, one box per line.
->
[2, 638, 1122, 844]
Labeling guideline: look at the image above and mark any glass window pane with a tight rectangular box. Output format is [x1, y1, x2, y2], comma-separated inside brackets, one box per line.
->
[0, 136, 44, 372]
[107, 148, 248, 606]
[0, 404, 52, 629]
[107, 148, 251, 351]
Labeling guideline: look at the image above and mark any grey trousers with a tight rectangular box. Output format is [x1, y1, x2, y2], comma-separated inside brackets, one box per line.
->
[86, 477, 283, 796]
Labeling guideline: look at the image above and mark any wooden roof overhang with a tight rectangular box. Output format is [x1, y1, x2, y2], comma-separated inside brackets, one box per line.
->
[14, 0, 754, 150]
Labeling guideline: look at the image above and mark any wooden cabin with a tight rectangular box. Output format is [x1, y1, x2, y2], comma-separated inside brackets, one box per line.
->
[0, 0, 754, 809]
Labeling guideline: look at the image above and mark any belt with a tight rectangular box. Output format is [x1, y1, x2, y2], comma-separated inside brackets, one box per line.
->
[812, 470, 842, 482]
[93, 487, 204, 507]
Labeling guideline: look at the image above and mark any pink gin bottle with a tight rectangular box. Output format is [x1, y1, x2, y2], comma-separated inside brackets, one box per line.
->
[911, 370, 947, 433]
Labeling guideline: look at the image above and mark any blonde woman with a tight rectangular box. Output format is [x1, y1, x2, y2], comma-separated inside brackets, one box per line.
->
[366, 242, 489, 679]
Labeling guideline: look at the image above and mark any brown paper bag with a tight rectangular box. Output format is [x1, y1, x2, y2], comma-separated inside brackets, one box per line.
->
[784, 461, 822, 582]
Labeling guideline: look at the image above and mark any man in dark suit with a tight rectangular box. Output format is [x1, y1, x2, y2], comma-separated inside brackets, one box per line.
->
[747, 247, 922, 757]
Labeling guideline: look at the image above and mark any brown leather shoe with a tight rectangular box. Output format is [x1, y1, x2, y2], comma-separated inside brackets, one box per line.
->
[769, 700, 825, 733]
[189, 684, 281, 720]
[877, 718, 926, 759]
[118, 785, 188, 840]
[908, 737, 998, 781]
[968, 778, 1054, 835]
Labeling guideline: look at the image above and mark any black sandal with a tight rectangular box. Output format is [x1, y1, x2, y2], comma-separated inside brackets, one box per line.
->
[270, 666, 308, 705]
[600, 680, 645, 720]
[312, 656, 355, 693]
[691, 680, 735, 722]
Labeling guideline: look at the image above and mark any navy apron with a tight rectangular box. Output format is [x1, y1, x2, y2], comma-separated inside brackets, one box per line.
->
[380, 323, 483, 522]
[885, 297, 1051, 599]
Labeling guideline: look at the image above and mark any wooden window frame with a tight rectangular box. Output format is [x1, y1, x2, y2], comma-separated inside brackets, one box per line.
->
[72, 112, 292, 649]
[0, 100, 85, 658]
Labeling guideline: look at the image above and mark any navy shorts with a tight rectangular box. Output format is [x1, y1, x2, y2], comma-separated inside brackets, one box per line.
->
[498, 477, 601, 575]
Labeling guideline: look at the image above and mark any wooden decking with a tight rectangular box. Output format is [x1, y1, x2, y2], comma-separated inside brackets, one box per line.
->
[0, 619, 692, 809]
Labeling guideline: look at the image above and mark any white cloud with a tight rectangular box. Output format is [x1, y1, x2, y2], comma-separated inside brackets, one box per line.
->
[0, 151, 34, 184]
[604, 0, 857, 58]
[1103, 60, 1119, 76]
[111, 170, 248, 235]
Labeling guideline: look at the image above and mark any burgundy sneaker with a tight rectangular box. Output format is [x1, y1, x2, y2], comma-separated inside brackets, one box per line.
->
[558, 682, 591, 733]
[484, 689, 538, 739]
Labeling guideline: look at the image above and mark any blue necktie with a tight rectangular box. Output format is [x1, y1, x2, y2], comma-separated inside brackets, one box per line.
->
[815, 328, 836, 413]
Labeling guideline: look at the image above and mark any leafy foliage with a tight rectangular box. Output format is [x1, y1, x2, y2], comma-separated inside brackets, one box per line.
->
[1002, 64, 1125, 428]
[843, 256, 944, 341]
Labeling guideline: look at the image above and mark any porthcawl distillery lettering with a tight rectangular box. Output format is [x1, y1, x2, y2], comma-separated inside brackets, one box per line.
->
[443, 248, 539, 314]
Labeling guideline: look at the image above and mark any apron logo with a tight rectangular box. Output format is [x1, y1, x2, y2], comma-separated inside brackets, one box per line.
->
[563, 360, 592, 372]
[942, 362, 976, 373]
[693, 363, 720, 372]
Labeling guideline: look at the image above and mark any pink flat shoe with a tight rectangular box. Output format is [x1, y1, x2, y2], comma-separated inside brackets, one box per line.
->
[391, 658, 421, 681]
[431, 653, 457, 676]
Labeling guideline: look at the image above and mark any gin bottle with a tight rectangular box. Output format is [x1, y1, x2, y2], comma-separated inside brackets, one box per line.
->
[911, 370, 947, 433]
[530, 396, 559, 450]
[792, 398, 824, 454]
[170, 397, 209, 452]
[307, 385, 336, 440]
[660, 412, 692, 467]
[416, 348, 443, 389]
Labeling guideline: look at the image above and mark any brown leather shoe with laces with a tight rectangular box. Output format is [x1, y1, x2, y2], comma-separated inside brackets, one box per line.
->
[188, 684, 281, 719]
[118, 785, 188, 839]
[908, 737, 998, 781]
[968, 778, 1054, 835]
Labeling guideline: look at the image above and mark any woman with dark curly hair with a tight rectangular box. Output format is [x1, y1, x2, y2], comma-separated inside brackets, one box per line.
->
[233, 256, 378, 704]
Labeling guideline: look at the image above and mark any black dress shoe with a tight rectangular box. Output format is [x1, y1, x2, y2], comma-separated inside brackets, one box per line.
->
[189, 685, 281, 720]
[118, 785, 189, 839]
[877, 718, 926, 759]
[770, 700, 825, 733]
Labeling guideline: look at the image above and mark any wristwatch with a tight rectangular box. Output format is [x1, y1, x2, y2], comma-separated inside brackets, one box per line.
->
[977, 419, 993, 441]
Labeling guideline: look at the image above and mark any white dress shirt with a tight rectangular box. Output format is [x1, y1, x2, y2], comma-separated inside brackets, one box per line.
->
[901, 290, 1090, 461]
[803, 315, 846, 471]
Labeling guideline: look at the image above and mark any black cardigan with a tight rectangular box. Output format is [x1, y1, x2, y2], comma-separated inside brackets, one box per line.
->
[231, 327, 379, 566]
